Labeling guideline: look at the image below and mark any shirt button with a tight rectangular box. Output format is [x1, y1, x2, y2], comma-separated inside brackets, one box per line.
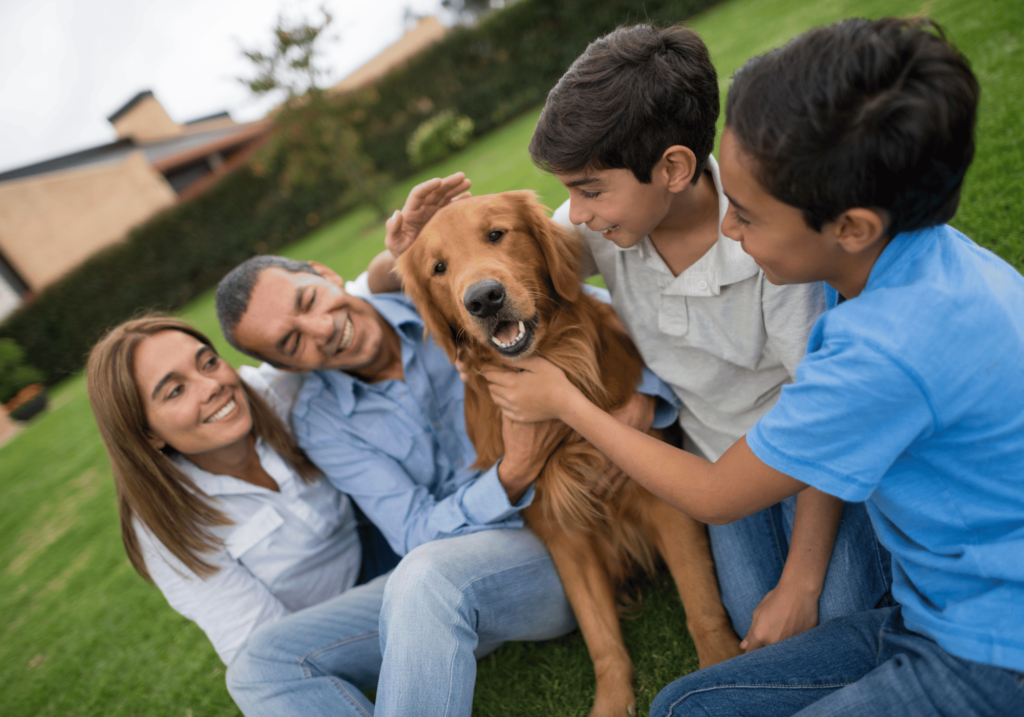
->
[698, 280, 709, 291]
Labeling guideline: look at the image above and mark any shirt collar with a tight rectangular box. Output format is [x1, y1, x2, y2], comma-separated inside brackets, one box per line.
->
[312, 293, 423, 417]
[627, 154, 759, 297]
[173, 438, 293, 497]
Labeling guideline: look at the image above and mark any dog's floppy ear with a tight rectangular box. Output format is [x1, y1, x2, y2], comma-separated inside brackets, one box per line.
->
[397, 247, 459, 362]
[509, 191, 581, 303]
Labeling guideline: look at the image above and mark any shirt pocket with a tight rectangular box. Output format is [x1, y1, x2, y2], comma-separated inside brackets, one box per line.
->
[225, 504, 285, 560]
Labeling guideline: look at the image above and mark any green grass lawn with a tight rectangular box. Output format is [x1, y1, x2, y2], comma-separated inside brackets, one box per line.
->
[2, 0, 1021, 715]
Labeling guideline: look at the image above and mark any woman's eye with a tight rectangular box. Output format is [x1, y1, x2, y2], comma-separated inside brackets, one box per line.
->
[167, 385, 183, 399]
[204, 356, 218, 369]
[581, 191, 600, 199]
[487, 230, 505, 243]
[433, 261, 447, 275]
[731, 209, 751, 226]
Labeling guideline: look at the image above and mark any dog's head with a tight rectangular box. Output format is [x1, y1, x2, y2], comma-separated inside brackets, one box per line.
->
[398, 191, 581, 363]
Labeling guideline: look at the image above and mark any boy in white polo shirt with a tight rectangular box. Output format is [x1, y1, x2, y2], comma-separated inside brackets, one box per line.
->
[526, 24, 890, 650]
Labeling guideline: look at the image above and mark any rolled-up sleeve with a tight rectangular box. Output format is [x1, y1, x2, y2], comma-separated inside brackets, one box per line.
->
[294, 396, 528, 557]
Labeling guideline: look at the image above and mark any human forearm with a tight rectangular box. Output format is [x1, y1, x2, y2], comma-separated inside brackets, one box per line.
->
[740, 488, 844, 650]
[778, 488, 844, 594]
[367, 250, 402, 293]
[558, 387, 799, 523]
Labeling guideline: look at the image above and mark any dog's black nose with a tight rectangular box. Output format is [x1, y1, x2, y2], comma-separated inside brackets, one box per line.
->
[464, 280, 506, 318]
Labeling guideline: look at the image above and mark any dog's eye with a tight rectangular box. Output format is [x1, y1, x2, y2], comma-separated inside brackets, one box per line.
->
[433, 261, 447, 275]
[487, 230, 505, 243]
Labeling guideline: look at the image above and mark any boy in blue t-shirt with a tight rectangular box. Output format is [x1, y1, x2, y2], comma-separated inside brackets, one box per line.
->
[485, 17, 1024, 715]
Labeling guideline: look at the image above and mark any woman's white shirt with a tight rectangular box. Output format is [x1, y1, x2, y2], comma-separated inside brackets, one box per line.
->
[135, 440, 361, 665]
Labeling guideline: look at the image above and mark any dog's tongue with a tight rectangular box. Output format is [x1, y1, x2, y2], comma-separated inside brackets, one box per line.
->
[494, 321, 519, 344]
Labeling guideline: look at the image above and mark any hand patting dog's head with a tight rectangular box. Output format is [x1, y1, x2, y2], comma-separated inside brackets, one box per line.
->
[398, 191, 581, 363]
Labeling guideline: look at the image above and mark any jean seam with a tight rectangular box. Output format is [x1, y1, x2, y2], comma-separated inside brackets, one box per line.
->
[453, 553, 554, 594]
[298, 631, 380, 677]
[663, 682, 855, 716]
[329, 675, 373, 717]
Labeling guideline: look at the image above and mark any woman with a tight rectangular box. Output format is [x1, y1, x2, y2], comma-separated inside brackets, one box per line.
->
[87, 315, 395, 666]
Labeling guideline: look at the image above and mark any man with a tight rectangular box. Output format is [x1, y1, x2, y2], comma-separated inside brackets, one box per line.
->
[214, 174, 674, 716]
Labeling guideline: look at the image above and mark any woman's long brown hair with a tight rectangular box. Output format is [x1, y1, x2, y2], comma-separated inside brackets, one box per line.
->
[86, 315, 320, 581]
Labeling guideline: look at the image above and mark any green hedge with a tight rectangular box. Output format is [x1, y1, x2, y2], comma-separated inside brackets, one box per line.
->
[353, 0, 722, 176]
[0, 167, 349, 384]
[0, 0, 720, 384]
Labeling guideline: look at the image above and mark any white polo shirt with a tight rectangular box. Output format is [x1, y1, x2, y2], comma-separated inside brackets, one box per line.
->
[555, 155, 826, 462]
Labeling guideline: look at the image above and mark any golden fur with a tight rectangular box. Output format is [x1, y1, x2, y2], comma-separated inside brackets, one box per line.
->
[399, 192, 740, 716]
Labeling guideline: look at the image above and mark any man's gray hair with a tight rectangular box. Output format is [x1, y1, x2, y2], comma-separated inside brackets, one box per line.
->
[215, 255, 319, 361]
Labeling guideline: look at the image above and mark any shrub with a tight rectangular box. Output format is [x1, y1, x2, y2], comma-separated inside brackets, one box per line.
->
[0, 338, 44, 405]
[349, 0, 723, 177]
[0, 165, 351, 384]
[407, 110, 475, 167]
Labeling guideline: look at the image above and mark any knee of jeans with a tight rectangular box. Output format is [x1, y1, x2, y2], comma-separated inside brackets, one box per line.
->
[649, 676, 719, 717]
[226, 625, 290, 692]
[381, 542, 468, 625]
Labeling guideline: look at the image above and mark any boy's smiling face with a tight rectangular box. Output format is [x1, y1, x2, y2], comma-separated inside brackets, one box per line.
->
[718, 128, 841, 286]
[554, 166, 673, 249]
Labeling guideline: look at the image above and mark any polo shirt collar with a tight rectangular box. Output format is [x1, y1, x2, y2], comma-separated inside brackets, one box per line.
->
[628, 154, 759, 297]
[314, 293, 423, 417]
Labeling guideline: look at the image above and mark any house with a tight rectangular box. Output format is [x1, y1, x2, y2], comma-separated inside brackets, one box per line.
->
[0, 91, 270, 322]
[0, 16, 449, 324]
[328, 15, 447, 95]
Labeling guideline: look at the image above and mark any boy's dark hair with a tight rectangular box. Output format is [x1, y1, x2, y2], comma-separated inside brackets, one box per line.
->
[215, 255, 319, 362]
[726, 17, 979, 237]
[530, 24, 719, 184]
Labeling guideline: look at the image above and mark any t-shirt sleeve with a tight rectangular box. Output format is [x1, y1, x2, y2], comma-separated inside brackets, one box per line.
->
[761, 278, 827, 380]
[747, 333, 935, 501]
[553, 199, 599, 279]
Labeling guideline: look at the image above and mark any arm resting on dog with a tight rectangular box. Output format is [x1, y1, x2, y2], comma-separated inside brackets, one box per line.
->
[483, 356, 806, 525]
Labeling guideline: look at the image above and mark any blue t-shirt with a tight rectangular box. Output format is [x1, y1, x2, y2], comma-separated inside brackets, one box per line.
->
[747, 224, 1024, 672]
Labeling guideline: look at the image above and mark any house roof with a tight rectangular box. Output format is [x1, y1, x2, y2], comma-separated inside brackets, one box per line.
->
[107, 90, 156, 123]
[0, 120, 270, 184]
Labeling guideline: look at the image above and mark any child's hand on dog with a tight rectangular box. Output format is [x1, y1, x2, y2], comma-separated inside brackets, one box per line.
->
[484, 356, 577, 423]
[385, 172, 472, 258]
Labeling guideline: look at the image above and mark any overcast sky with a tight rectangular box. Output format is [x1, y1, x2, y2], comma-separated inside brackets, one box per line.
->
[0, 0, 450, 173]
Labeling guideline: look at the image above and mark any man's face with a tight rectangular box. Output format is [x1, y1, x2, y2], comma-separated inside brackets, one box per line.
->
[718, 128, 841, 286]
[234, 265, 389, 373]
[554, 165, 673, 249]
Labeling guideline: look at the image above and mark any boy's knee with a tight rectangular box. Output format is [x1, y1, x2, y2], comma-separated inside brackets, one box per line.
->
[650, 673, 721, 717]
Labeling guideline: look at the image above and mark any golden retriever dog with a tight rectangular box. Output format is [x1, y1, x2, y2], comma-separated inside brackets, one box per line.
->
[398, 191, 741, 716]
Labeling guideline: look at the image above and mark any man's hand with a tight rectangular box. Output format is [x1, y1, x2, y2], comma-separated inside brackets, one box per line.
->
[741, 581, 820, 652]
[496, 415, 565, 503]
[385, 172, 472, 259]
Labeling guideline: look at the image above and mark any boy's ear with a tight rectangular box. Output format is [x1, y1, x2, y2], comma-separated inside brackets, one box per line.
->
[309, 261, 344, 287]
[660, 145, 699, 191]
[835, 208, 889, 255]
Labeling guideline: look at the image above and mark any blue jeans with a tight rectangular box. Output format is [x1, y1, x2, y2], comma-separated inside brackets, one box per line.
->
[650, 606, 1024, 716]
[226, 528, 576, 716]
[709, 496, 891, 638]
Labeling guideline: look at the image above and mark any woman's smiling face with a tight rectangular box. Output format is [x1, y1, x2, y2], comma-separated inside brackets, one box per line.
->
[133, 329, 252, 457]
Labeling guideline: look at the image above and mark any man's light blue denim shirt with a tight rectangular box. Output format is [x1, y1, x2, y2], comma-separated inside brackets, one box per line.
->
[292, 291, 678, 557]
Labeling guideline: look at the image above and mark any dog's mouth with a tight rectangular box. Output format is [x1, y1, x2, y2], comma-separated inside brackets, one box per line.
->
[485, 314, 538, 358]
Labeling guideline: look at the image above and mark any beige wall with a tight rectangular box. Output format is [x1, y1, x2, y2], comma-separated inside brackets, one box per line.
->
[330, 16, 446, 94]
[112, 95, 183, 141]
[0, 152, 177, 290]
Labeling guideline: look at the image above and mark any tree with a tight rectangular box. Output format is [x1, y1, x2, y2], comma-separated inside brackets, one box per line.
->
[240, 9, 390, 219]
